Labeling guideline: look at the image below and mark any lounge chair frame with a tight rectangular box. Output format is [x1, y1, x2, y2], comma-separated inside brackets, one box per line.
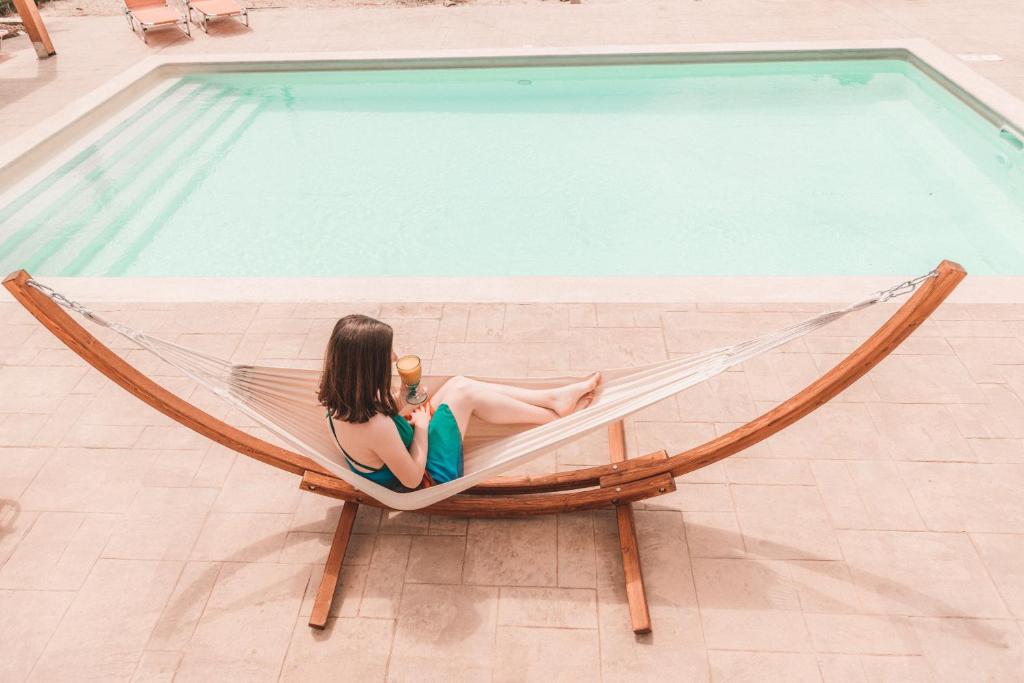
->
[186, 0, 249, 33]
[2, 260, 965, 633]
[124, 0, 191, 44]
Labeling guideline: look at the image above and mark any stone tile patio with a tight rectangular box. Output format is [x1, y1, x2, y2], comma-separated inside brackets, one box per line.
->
[3, 0, 1024, 680]
[2, 297, 1024, 681]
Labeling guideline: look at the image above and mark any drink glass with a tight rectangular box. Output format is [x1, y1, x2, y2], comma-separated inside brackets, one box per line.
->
[396, 354, 428, 406]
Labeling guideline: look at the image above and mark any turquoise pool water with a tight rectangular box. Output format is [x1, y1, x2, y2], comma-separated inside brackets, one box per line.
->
[2, 59, 1023, 277]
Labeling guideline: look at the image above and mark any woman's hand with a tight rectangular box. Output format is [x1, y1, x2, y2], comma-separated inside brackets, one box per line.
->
[409, 404, 431, 430]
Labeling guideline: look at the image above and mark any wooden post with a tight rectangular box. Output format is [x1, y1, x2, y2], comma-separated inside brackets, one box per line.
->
[608, 420, 652, 634]
[12, 0, 55, 58]
[308, 501, 359, 629]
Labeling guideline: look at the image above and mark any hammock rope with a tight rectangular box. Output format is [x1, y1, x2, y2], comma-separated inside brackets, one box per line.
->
[25, 271, 937, 511]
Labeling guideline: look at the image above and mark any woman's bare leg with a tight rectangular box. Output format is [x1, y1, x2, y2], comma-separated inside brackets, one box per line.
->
[437, 374, 601, 417]
[431, 376, 560, 436]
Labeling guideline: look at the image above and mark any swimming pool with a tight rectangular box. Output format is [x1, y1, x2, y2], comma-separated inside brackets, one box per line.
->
[1, 55, 1023, 277]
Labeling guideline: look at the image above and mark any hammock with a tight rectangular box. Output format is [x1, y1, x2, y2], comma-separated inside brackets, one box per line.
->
[15, 269, 941, 511]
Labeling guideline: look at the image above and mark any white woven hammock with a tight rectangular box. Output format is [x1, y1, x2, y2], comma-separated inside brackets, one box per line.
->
[29, 272, 934, 510]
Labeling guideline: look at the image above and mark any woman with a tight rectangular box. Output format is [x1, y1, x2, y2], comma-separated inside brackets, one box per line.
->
[319, 314, 601, 491]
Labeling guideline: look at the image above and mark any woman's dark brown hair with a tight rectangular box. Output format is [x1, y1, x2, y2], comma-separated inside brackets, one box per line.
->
[318, 315, 398, 423]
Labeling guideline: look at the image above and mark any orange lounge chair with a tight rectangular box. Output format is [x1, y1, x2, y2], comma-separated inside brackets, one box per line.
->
[187, 0, 249, 32]
[124, 0, 189, 43]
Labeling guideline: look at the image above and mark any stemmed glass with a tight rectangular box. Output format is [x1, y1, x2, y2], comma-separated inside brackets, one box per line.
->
[396, 354, 428, 406]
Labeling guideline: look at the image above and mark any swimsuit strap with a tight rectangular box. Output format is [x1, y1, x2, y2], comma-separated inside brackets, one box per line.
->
[326, 411, 386, 474]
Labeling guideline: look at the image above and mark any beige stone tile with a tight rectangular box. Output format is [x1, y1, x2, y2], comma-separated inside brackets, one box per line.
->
[598, 605, 709, 681]
[212, 454, 301, 513]
[464, 516, 557, 586]
[970, 533, 1024, 618]
[0, 413, 47, 448]
[787, 560, 866, 615]
[557, 511, 596, 588]
[380, 302, 442, 319]
[806, 613, 920, 655]
[732, 484, 841, 560]
[19, 447, 157, 512]
[383, 317, 439, 359]
[869, 355, 985, 404]
[280, 616, 392, 682]
[189, 512, 290, 562]
[911, 617, 1024, 682]
[684, 511, 747, 558]
[692, 557, 800, 611]
[0, 447, 50, 500]
[968, 438, 1024, 463]
[858, 654, 934, 682]
[437, 303, 470, 342]
[190, 444, 237, 488]
[131, 650, 182, 682]
[30, 559, 182, 681]
[147, 561, 221, 651]
[0, 511, 116, 590]
[811, 461, 925, 531]
[280, 531, 332, 564]
[360, 534, 411, 618]
[142, 448, 208, 487]
[676, 371, 758, 422]
[837, 530, 1008, 617]
[0, 504, 38, 566]
[105, 487, 217, 561]
[701, 607, 810, 653]
[0, 589, 73, 682]
[502, 304, 570, 342]
[494, 626, 600, 683]
[868, 403, 972, 462]
[636, 420, 717, 458]
[0, 365, 87, 412]
[553, 426, 609, 467]
[648, 482, 733, 512]
[764, 403, 886, 460]
[708, 650, 821, 682]
[726, 457, 814, 484]
[176, 562, 310, 682]
[567, 327, 666, 367]
[380, 510, 430, 535]
[465, 303, 505, 341]
[899, 462, 1024, 532]
[497, 586, 597, 629]
[568, 303, 597, 327]
[427, 514, 466, 536]
[405, 534, 465, 584]
[743, 350, 822, 403]
[982, 384, 1024, 438]
[948, 336, 1024, 383]
[663, 310, 797, 354]
[948, 403, 1013, 439]
[816, 654, 867, 683]
[389, 584, 498, 682]
[299, 563, 368, 619]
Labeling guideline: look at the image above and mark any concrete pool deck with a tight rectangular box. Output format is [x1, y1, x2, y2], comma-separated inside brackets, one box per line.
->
[2, 1, 1024, 681]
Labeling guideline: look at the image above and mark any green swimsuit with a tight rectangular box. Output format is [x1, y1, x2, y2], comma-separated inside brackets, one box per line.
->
[327, 404, 464, 491]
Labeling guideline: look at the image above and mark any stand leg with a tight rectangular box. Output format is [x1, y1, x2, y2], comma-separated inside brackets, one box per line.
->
[609, 421, 652, 634]
[309, 501, 358, 629]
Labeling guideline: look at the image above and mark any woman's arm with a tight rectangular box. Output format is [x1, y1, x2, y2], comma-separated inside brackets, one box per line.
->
[372, 410, 429, 489]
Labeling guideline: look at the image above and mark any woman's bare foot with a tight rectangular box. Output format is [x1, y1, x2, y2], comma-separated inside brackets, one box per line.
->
[552, 372, 602, 417]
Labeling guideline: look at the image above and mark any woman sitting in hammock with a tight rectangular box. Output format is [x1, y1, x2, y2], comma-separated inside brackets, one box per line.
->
[319, 314, 601, 491]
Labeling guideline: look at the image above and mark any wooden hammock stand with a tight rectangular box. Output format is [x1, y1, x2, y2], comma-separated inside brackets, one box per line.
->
[2, 261, 965, 634]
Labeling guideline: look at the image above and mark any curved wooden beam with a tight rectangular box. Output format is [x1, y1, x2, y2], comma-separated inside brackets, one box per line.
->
[3, 260, 965, 517]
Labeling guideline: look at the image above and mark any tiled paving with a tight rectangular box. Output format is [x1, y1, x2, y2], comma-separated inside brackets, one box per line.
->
[4, 0, 1024, 680]
[1, 298, 1024, 681]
